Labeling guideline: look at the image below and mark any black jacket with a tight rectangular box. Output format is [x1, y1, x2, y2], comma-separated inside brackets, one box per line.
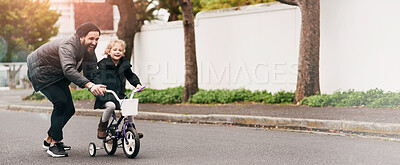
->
[93, 56, 141, 109]
[27, 35, 97, 91]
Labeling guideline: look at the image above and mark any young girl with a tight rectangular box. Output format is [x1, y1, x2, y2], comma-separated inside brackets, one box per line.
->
[94, 39, 143, 139]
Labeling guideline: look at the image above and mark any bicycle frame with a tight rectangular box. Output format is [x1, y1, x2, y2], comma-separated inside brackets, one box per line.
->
[103, 87, 145, 143]
[103, 111, 132, 144]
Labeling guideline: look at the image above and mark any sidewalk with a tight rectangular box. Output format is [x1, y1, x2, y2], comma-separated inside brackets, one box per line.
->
[2, 89, 400, 136]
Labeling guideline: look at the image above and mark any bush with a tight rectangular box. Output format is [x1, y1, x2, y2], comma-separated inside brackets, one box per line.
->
[300, 88, 400, 108]
[188, 89, 254, 104]
[23, 87, 400, 108]
[264, 91, 295, 104]
[23, 92, 46, 101]
[133, 86, 183, 104]
[248, 90, 272, 102]
[299, 94, 331, 107]
[189, 88, 294, 104]
[22, 86, 296, 105]
[71, 89, 95, 100]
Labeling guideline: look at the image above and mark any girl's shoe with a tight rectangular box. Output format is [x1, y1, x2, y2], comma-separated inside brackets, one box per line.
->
[97, 119, 108, 139]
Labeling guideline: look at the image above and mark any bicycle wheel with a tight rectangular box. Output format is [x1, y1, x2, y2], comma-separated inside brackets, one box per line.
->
[88, 142, 96, 157]
[103, 128, 117, 155]
[122, 127, 140, 158]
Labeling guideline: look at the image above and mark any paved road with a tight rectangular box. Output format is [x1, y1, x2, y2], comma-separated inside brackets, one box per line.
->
[2, 109, 400, 164]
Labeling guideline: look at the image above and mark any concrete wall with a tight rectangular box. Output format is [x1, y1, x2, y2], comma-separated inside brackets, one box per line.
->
[320, 0, 400, 93]
[133, 3, 301, 93]
[133, 1, 400, 94]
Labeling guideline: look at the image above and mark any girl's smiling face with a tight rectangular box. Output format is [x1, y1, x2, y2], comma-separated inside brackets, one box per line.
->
[109, 42, 125, 65]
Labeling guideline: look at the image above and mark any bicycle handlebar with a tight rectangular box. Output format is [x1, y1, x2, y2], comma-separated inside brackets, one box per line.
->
[105, 86, 146, 101]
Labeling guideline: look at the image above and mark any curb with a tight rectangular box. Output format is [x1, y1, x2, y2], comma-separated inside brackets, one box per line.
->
[3, 104, 400, 135]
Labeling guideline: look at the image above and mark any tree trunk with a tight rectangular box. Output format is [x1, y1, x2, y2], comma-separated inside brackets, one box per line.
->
[276, 0, 320, 103]
[107, 0, 142, 93]
[295, 0, 320, 103]
[168, 13, 180, 22]
[7, 64, 22, 89]
[180, 0, 199, 102]
[114, 3, 136, 62]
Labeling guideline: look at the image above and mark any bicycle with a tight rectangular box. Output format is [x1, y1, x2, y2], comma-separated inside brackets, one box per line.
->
[88, 86, 145, 158]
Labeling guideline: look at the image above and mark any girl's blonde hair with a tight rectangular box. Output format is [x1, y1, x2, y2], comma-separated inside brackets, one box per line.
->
[104, 39, 126, 55]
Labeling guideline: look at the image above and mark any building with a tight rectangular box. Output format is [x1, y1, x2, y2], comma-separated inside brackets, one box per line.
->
[49, 0, 119, 59]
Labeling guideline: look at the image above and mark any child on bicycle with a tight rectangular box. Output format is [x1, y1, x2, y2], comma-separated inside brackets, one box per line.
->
[94, 39, 143, 139]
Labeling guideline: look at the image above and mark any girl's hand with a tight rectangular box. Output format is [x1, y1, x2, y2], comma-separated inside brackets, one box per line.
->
[136, 84, 144, 92]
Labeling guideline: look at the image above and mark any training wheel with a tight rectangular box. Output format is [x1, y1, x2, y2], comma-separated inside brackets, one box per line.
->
[88, 142, 96, 157]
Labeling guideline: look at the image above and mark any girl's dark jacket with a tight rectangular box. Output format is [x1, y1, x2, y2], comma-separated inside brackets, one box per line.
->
[27, 35, 97, 92]
[93, 55, 141, 110]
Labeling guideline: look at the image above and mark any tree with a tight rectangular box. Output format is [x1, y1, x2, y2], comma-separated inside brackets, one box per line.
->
[0, 0, 60, 89]
[106, 0, 156, 64]
[180, 0, 198, 102]
[158, 0, 181, 21]
[0, 0, 60, 62]
[199, 0, 274, 11]
[276, 0, 320, 103]
[106, 0, 157, 92]
[158, 0, 273, 21]
[157, 0, 202, 21]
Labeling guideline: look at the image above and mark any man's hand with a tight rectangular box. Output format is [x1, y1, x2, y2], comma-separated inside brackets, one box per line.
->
[85, 82, 106, 96]
[91, 84, 107, 96]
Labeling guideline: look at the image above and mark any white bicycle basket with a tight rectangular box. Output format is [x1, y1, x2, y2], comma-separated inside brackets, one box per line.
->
[106, 89, 141, 116]
[120, 98, 139, 116]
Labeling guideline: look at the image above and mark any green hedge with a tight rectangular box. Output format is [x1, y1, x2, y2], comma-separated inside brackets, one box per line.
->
[22, 87, 294, 105]
[71, 89, 95, 100]
[28, 87, 400, 108]
[300, 88, 400, 108]
[23, 92, 46, 101]
[188, 89, 294, 104]
[131, 86, 183, 104]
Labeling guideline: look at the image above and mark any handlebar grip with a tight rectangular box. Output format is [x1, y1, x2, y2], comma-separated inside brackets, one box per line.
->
[137, 86, 146, 92]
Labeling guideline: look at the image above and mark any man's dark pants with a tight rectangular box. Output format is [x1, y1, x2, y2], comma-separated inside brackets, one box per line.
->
[41, 78, 75, 141]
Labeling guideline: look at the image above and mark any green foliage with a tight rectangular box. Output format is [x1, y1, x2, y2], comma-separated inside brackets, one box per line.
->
[157, 0, 202, 21]
[300, 88, 400, 108]
[23, 87, 400, 109]
[23, 92, 46, 101]
[0, 36, 7, 58]
[188, 89, 252, 103]
[199, 0, 275, 11]
[37, 87, 293, 105]
[136, 0, 159, 23]
[0, 0, 60, 62]
[157, 0, 274, 21]
[248, 90, 271, 102]
[71, 90, 95, 100]
[264, 91, 294, 104]
[188, 88, 294, 104]
[132, 86, 183, 104]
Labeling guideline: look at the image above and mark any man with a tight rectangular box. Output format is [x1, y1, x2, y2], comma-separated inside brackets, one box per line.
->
[27, 22, 106, 157]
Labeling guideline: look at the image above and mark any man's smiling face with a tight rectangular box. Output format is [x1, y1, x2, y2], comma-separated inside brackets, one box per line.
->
[80, 31, 100, 55]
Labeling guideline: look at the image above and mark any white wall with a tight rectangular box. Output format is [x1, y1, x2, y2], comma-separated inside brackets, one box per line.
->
[134, 3, 301, 93]
[320, 0, 400, 93]
[43, 1, 400, 93]
[134, 1, 400, 93]
[133, 21, 186, 89]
